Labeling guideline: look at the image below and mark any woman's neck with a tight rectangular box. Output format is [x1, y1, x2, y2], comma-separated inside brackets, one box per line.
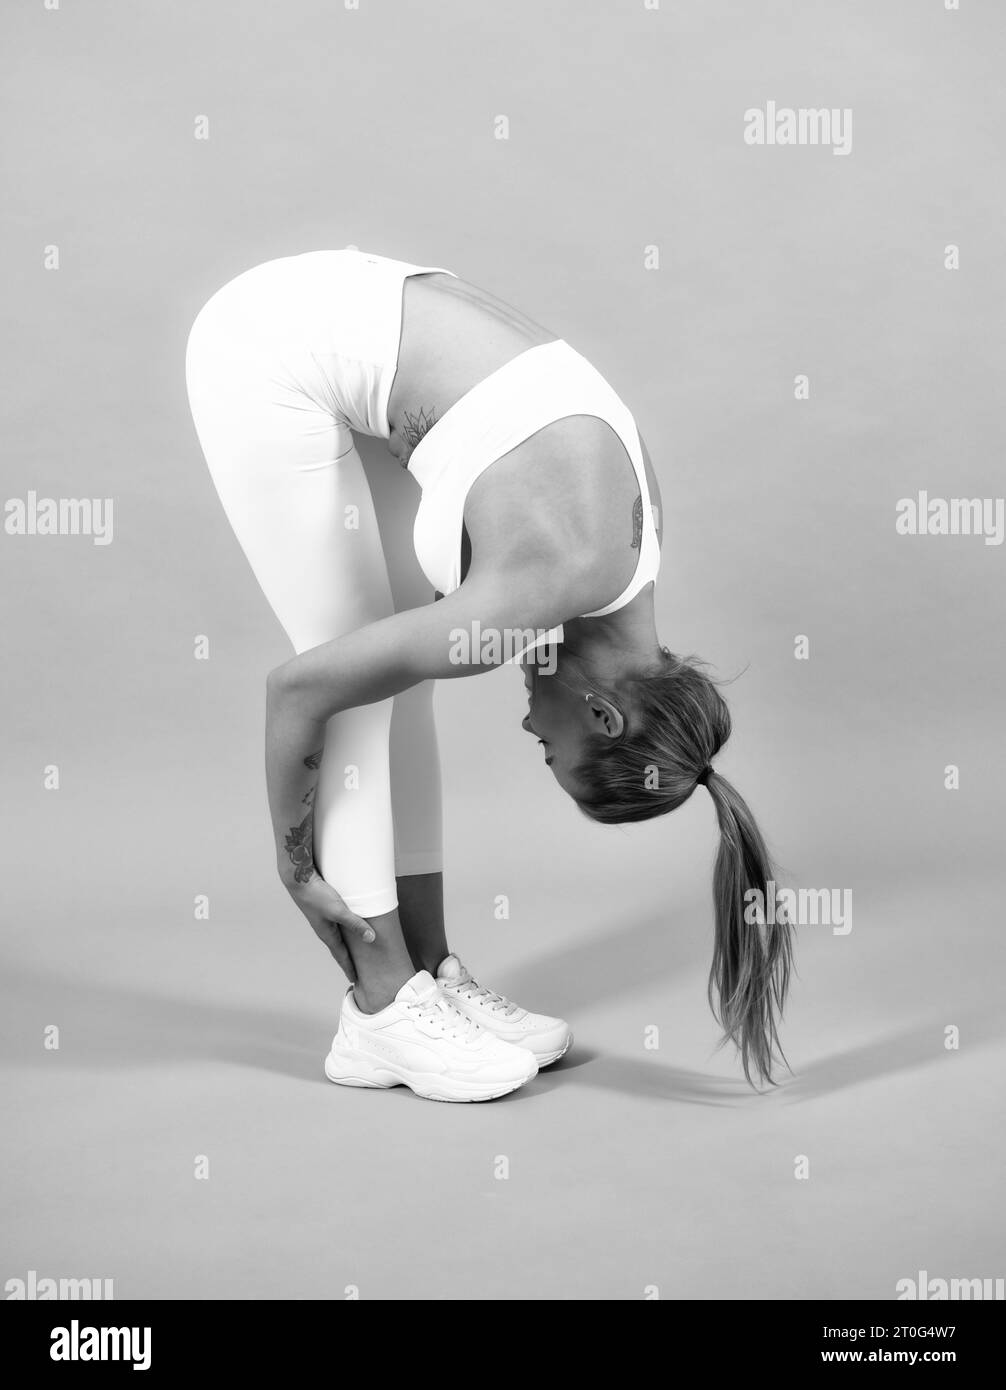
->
[562, 584, 663, 676]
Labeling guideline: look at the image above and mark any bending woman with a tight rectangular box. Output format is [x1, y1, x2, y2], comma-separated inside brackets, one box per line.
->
[184, 248, 792, 1103]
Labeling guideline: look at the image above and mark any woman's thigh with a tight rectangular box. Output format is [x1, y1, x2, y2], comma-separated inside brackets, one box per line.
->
[353, 431, 432, 615]
[185, 313, 403, 913]
[186, 314, 395, 651]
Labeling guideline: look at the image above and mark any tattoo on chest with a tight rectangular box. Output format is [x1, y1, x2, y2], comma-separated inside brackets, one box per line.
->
[630, 494, 643, 549]
[402, 405, 438, 449]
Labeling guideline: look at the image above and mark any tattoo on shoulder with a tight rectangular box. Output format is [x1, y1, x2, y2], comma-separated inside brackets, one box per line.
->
[630, 494, 643, 549]
[303, 749, 323, 771]
[402, 406, 438, 449]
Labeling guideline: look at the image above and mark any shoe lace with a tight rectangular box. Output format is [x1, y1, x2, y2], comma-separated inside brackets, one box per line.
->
[456, 974, 521, 1018]
[408, 993, 481, 1040]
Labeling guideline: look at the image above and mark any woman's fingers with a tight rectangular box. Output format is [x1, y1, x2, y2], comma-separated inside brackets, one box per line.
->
[287, 875, 374, 976]
[315, 882, 375, 943]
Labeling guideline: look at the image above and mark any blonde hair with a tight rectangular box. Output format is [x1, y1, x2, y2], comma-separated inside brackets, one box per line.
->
[572, 651, 792, 1086]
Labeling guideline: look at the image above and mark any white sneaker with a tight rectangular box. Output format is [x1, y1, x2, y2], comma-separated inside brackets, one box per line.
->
[435, 955, 572, 1067]
[324, 970, 538, 1103]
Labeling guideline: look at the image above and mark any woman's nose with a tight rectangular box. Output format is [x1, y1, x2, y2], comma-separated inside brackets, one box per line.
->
[521, 715, 532, 733]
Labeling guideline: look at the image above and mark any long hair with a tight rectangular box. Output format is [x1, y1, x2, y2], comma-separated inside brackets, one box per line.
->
[571, 650, 793, 1086]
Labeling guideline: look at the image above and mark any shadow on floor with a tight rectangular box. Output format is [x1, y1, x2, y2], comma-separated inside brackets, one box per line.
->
[534, 1006, 1002, 1108]
[531, 1048, 753, 1107]
[487, 903, 705, 1015]
[0, 959, 328, 1082]
[5, 956, 997, 1109]
[778, 1010, 1002, 1104]
[0, 950, 740, 1106]
[0, 904, 706, 1086]
[0, 955, 752, 1106]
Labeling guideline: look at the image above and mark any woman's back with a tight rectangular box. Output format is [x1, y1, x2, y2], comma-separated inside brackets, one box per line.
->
[390, 269, 661, 617]
[387, 271, 558, 464]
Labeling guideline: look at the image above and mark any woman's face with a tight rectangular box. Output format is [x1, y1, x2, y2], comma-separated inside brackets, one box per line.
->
[520, 655, 616, 799]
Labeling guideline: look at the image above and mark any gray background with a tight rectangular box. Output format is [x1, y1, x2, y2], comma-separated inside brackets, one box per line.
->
[2, 0, 1004, 1299]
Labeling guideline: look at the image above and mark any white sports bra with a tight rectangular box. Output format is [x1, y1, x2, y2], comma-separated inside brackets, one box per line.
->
[407, 339, 660, 619]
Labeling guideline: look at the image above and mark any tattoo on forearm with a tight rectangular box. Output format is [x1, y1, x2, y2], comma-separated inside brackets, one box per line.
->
[402, 406, 438, 449]
[630, 494, 643, 549]
[284, 749, 324, 882]
[284, 812, 315, 885]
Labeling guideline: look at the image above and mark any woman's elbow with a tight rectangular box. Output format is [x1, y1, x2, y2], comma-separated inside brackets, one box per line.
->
[266, 662, 294, 701]
[266, 658, 330, 721]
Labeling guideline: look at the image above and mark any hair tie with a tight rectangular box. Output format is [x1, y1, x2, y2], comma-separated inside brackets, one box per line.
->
[695, 766, 713, 787]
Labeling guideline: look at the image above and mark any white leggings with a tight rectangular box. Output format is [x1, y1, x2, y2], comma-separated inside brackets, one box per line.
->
[183, 252, 445, 916]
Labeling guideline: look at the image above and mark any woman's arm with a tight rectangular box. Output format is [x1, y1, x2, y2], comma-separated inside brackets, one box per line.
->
[264, 681, 377, 974]
[266, 424, 661, 894]
[265, 561, 569, 935]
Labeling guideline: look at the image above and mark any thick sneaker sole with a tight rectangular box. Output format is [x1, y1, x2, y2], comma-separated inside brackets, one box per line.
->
[533, 1033, 573, 1068]
[324, 1047, 537, 1104]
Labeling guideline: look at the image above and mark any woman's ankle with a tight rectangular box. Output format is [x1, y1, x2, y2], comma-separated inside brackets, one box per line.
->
[351, 971, 412, 1016]
[349, 908, 419, 1014]
[409, 948, 448, 977]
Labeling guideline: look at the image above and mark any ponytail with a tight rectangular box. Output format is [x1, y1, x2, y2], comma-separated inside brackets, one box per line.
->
[705, 769, 792, 1086]
[570, 649, 793, 1087]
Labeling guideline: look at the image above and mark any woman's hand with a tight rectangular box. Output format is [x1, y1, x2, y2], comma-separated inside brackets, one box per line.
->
[283, 873, 375, 983]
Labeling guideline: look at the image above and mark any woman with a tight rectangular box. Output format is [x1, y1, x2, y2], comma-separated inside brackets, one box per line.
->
[185, 248, 792, 1103]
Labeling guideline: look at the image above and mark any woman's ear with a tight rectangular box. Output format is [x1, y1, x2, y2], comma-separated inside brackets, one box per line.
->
[585, 694, 624, 740]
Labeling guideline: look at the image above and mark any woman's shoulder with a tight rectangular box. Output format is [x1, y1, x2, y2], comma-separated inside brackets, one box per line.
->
[461, 417, 645, 614]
